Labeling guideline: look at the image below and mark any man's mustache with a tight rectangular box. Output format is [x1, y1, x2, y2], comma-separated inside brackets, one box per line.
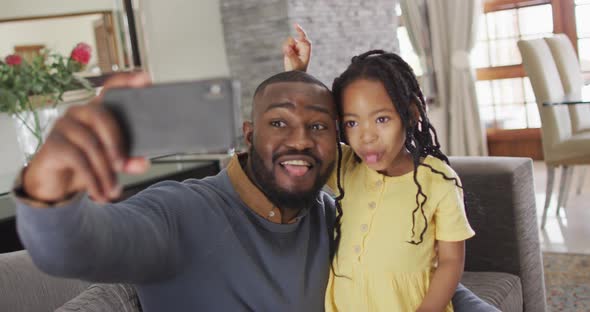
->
[272, 149, 321, 166]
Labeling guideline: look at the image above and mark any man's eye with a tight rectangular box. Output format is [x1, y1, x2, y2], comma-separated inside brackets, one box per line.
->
[343, 121, 357, 128]
[376, 116, 390, 123]
[270, 120, 286, 128]
[310, 124, 327, 131]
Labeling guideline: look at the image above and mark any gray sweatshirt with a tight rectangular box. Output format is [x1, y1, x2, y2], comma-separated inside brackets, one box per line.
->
[16, 168, 335, 312]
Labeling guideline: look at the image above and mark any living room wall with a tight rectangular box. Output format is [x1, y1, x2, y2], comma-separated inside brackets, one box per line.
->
[139, 0, 231, 83]
[0, 1, 402, 171]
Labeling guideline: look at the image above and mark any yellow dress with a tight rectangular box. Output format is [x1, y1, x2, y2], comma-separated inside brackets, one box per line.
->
[325, 146, 475, 312]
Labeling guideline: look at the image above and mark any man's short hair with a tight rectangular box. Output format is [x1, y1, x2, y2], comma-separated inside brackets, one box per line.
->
[253, 70, 330, 99]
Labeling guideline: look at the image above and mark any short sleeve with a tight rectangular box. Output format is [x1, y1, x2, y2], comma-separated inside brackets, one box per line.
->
[325, 144, 356, 195]
[434, 180, 475, 242]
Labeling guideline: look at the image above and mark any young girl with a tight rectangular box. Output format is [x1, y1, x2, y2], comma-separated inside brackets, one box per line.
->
[284, 27, 475, 312]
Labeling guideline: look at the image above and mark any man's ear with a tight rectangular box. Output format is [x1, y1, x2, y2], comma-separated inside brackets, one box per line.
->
[243, 121, 254, 147]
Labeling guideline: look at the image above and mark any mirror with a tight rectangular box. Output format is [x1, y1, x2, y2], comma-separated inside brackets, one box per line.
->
[0, 0, 139, 78]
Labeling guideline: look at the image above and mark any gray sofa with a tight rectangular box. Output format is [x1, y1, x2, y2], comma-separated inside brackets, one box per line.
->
[0, 156, 546, 312]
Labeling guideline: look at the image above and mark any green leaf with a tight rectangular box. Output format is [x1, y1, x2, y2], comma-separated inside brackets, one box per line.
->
[0, 88, 19, 113]
[73, 75, 93, 90]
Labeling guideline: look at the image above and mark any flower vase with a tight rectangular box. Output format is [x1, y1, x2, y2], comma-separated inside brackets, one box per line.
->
[12, 101, 59, 163]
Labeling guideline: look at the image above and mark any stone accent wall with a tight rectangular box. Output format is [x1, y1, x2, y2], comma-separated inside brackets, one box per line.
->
[220, 0, 398, 120]
[287, 1, 399, 85]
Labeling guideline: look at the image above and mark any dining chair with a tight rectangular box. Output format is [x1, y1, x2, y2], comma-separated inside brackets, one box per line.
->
[544, 34, 590, 134]
[517, 38, 590, 228]
[545, 34, 589, 197]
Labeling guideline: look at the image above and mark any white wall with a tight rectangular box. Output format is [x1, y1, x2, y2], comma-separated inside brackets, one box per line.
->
[0, 15, 101, 69]
[138, 0, 230, 82]
[0, 0, 115, 20]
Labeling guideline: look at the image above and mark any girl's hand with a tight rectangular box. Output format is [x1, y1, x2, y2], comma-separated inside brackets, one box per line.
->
[282, 23, 312, 72]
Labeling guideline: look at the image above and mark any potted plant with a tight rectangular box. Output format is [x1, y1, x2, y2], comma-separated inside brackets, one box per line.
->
[0, 43, 94, 162]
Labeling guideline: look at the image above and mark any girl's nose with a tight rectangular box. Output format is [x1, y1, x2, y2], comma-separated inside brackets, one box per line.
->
[360, 127, 378, 144]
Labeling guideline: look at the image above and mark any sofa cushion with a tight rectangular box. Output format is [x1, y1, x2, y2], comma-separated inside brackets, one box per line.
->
[462, 271, 523, 312]
[55, 284, 140, 312]
[0, 250, 90, 312]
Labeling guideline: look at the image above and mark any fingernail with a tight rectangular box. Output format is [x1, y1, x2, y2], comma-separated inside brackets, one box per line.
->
[138, 72, 151, 82]
[126, 158, 150, 173]
[110, 184, 123, 198]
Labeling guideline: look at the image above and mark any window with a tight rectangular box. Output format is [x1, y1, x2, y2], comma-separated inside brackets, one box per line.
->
[473, 3, 553, 129]
[396, 0, 583, 131]
[474, 0, 590, 130]
[476, 77, 540, 129]
[575, 0, 590, 73]
[476, 5, 550, 128]
[396, 0, 588, 158]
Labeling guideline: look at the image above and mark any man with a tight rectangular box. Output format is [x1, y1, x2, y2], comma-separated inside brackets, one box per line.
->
[15, 71, 497, 311]
[15, 71, 337, 311]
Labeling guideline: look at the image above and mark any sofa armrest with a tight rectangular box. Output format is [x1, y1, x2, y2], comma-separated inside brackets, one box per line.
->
[56, 284, 140, 312]
[0, 250, 91, 312]
[449, 156, 546, 312]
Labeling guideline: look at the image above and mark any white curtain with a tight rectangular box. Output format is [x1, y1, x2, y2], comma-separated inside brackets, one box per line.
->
[428, 0, 487, 156]
[399, 0, 436, 101]
[402, 0, 487, 156]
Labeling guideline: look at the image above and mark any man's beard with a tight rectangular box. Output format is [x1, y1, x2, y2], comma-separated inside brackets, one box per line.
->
[249, 145, 334, 211]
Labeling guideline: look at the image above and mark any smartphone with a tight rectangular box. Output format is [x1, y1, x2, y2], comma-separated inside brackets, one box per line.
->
[103, 78, 242, 158]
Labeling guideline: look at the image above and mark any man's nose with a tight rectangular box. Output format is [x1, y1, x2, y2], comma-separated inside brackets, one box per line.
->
[285, 127, 314, 150]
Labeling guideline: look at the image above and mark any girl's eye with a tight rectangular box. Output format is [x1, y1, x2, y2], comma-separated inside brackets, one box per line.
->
[310, 124, 327, 131]
[376, 116, 390, 123]
[270, 120, 287, 128]
[343, 121, 357, 128]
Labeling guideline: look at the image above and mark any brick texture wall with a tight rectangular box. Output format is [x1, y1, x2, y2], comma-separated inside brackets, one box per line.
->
[220, 0, 398, 120]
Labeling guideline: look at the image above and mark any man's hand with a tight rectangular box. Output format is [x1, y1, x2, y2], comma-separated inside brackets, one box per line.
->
[283, 23, 312, 72]
[22, 72, 152, 204]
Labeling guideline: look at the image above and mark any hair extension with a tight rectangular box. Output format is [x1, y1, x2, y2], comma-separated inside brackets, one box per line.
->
[330, 123, 352, 280]
[331, 50, 463, 246]
[332, 138, 345, 259]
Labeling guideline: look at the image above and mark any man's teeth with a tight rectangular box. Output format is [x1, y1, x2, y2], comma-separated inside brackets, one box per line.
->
[281, 160, 311, 166]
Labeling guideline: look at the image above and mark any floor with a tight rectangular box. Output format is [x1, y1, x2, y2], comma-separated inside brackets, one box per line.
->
[533, 162, 590, 254]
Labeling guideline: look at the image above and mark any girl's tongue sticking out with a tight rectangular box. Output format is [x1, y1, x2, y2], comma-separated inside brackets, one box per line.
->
[364, 153, 380, 164]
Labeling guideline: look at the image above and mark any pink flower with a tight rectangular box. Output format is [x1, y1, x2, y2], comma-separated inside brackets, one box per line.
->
[70, 43, 92, 65]
[5, 54, 22, 66]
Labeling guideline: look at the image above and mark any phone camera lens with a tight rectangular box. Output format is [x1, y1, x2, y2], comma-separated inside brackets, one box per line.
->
[210, 84, 222, 95]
